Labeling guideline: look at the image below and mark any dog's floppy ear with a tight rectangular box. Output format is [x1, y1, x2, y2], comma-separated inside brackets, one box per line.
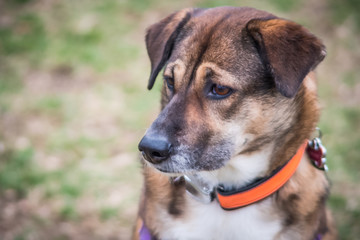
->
[145, 9, 193, 90]
[246, 18, 326, 98]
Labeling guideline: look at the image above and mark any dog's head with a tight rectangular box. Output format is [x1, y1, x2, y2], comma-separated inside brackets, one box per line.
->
[138, 7, 325, 175]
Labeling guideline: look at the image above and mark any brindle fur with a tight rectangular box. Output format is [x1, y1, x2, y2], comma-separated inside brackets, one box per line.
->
[133, 7, 336, 240]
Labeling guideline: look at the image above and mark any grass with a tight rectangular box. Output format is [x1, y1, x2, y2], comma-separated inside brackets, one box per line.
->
[329, 0, 360, 31]
[0, 0, 359, 239]
[0, 147, 45, 197]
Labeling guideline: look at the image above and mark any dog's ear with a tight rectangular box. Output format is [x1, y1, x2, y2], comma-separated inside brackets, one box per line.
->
[145, 9, 193, 90]
[246, 18, 326, 98]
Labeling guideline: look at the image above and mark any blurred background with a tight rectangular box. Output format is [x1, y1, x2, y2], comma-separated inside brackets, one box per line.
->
[0, 0, 359, 239]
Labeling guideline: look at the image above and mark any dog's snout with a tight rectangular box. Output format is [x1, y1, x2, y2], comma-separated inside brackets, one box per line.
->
[138, 135, 172, 164]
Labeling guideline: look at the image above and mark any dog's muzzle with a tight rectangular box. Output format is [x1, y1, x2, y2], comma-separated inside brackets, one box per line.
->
[138, 134, 172, 164]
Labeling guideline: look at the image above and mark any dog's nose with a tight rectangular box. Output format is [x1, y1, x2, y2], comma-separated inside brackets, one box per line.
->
[138, 135, 172, 164]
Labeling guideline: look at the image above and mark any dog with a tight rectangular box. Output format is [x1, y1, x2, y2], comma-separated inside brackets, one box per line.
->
[134, 6, 337, 240]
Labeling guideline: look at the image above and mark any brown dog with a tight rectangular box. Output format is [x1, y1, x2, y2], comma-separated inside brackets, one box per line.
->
[134, 7, 336, 240]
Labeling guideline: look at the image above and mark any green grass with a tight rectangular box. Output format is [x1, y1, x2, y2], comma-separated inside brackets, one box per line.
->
[0, 13, 46, 56]
[0, 147, 46, 196]
[59, 200, 78, 220]
[100, 207, 119, 220]
[269, 0, 301, 11]
[329, 194, 360, 239]
[0, 67, 22, 95]
[329, 0, 360, 31]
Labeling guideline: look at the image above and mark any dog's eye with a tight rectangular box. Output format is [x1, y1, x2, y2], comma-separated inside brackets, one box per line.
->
[164, 76, 174, 91]
[210, 84, 232, 98]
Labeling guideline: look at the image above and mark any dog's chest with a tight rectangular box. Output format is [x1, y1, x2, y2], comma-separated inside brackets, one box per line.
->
[158, 195, 282, 240]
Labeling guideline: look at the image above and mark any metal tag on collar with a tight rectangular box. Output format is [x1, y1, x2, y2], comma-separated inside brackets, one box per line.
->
[307, 128, 328, 171]
[183, 174, 215, 204]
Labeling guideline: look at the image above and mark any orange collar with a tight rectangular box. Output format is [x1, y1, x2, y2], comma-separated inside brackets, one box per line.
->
[216, 142, 307, 210]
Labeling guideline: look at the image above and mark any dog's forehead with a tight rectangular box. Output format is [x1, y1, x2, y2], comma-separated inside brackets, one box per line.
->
[172, 13, 242, 67]
[165, 8, 271, 85]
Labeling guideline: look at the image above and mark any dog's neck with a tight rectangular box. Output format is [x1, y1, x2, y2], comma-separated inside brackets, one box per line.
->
[195, 143, 275, 190]
[180, 140, 310, 209]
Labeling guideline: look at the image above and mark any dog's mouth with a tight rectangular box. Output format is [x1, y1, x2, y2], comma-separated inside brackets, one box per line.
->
[146, 161, 185, 175]
[140, 150, 191, 174]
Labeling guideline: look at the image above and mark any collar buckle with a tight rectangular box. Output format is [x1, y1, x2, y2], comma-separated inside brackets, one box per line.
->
[183, 174, 215, 204]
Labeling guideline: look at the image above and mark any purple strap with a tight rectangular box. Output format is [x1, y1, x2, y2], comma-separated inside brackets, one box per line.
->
[315, 234, 322, 240]
[139, 222, 152, 240]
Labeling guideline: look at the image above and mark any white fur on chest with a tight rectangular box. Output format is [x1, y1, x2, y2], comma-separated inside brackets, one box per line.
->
[158, 195, 282, 240]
